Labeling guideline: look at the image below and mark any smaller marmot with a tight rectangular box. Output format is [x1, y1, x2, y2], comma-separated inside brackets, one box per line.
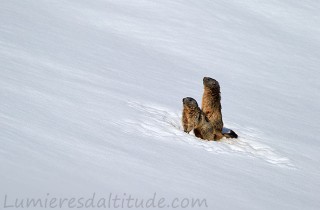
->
[182, 97, 216, 140]
[182, 97, 237, 140]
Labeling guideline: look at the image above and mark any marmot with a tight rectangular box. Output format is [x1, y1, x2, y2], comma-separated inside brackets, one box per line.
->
[182, 97, 216, 140]
[201, 77, 238, 139]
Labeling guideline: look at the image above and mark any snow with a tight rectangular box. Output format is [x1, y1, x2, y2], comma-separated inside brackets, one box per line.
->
[1, 0, 320, 209]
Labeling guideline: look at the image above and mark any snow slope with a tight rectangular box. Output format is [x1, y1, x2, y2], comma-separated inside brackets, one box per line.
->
[1, 0, 320, 209]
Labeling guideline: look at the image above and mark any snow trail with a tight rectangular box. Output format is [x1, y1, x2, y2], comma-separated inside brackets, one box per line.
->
[126, 101, 294, 168]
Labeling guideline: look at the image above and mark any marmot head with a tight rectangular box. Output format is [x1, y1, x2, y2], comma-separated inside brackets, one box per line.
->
[203, 77, 220, 91]
[182, 97, 199, 109]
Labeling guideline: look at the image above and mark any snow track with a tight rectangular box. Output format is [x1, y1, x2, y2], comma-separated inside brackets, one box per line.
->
[126, 101, 294, 168]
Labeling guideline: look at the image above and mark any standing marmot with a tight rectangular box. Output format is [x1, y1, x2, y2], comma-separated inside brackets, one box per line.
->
[201, 77, 238, 139]
[202, 77, 223, 131]
[182, 97, 216, 140]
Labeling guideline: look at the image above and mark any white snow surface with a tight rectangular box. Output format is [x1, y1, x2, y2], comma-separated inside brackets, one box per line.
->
[1, 0, 320, 209]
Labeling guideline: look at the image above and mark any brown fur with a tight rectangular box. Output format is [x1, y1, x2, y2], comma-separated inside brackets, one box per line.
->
[202, 77, 223, 131]
[201, 77, 238, 139]
[182, 97, 216, 141]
